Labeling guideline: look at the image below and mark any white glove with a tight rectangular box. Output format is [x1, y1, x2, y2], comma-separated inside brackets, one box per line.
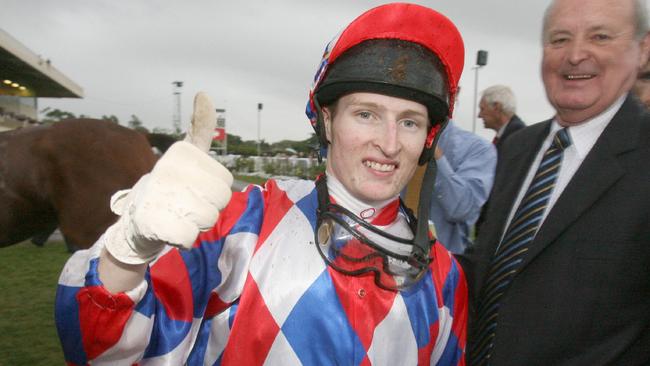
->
[105, 92, 233, 265]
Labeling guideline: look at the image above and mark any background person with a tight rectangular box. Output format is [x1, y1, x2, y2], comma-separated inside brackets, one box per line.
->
[478, 85, 526, 151]
[474, 85, 524, 236]
[465, 0, 650, 364]
[405, 119, 496, 255]
[55, 4, 469, 365]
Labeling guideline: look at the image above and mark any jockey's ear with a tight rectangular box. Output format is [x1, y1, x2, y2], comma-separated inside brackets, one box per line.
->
[183, 92, 217, 154]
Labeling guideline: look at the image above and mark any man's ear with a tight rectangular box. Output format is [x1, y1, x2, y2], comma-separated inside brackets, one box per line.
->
[322, 107, 333, 143]
[638, 32, 650, 69]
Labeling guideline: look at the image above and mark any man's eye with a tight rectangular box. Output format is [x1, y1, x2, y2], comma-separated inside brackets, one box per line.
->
[358, 111, 372, 119]
[592, 33, 611, 41]
[550, 37, 568, 45]
[401, 120, 418, 128]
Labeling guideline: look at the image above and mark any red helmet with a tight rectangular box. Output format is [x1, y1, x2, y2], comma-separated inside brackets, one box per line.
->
[306, 3, 465, 164]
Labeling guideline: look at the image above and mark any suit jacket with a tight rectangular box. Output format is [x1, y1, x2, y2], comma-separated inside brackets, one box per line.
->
[474, 115, 526, 236]
[463, 95, 650, 365]
[495, 114, 526, 152]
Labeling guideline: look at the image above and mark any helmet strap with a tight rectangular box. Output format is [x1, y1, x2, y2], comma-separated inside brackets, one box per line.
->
[413, 119, 448, 257]
[313, 96, 330, 164]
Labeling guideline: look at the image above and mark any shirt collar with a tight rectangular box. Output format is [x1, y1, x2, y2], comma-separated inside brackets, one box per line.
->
[326, 174, 399, 223]
[496, 121, 508, 138]
[551, 93, 626, 159]
[496, 116, 514, 138]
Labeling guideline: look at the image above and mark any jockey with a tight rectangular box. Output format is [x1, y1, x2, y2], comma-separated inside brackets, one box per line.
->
[55, 3, 468, 365]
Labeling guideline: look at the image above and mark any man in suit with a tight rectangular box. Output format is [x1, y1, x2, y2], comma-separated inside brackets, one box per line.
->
[474, 85, 525, 236]
[478, 85, 526, 152]
[465, 0, 650, 364]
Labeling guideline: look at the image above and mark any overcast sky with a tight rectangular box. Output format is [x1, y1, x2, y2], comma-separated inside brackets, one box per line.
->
[2, 0, 555, 142]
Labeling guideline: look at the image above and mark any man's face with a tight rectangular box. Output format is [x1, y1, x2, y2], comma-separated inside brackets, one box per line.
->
[633, 61, 650, 108]
[478, 98, 501, 131]
[323, 92, 429, 204]
[542, 0, 650, 125]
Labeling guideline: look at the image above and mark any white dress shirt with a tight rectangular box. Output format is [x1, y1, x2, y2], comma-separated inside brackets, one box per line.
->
[500, 94, 626, 243]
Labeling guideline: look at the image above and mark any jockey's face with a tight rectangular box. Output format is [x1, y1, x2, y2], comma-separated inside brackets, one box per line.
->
[323, 92, 428, 205]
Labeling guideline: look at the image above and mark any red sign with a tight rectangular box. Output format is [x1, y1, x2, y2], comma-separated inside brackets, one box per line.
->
[213, 128, 226, 141]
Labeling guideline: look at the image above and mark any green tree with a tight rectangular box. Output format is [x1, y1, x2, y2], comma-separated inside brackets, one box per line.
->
[268, 133, 320, 156]
[227, 134, 243, 146]
[40, 108, 77, 124]
[101, 115, 120, 124]
[227, 133, 320, 157]
[153, 127, 172, 134]
[127, 115, 149, 133]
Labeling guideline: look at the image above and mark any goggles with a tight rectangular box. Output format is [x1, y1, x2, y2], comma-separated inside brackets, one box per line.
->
[314, 176, 432, 291]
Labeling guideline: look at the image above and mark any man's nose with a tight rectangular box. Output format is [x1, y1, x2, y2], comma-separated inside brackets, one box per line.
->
[567, 38, 590, 65]
[378, 122, 400, 156]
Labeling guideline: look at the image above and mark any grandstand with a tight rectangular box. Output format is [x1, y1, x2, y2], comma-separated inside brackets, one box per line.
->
[0, 28, 82, 131]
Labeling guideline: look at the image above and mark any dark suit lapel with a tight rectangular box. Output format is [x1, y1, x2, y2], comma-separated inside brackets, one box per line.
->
[497, 116, 524, 150]
[520, 96, 642, 270]
[472, 122, 550, 294]
[502, 116, 517, 139]
[497, 118, 514, 148]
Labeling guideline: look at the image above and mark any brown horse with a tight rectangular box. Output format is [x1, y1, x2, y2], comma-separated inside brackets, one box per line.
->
[0, 119, 159, 250]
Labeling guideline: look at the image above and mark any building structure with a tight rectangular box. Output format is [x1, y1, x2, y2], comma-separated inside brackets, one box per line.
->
[0, 28, 82, 131]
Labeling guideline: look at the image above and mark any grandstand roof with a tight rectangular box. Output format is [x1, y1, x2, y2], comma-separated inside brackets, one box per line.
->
[0, 28, 83, 98]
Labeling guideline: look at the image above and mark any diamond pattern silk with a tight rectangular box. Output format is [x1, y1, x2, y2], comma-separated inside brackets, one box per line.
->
[470, 128, 571, 365]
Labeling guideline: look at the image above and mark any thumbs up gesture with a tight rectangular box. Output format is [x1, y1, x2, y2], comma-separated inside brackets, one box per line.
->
[105, 92, 233, 265]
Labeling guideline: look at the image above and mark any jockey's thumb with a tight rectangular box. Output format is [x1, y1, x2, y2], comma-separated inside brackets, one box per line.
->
[183, 92, 217, 153]
[104, 91, 234, 265]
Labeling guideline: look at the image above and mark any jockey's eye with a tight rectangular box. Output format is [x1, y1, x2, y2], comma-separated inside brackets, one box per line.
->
[358, 111, 372, 119]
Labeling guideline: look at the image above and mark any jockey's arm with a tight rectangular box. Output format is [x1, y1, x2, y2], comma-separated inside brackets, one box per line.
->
[99, 249, 148, 293]
[97, 92, 233, 293]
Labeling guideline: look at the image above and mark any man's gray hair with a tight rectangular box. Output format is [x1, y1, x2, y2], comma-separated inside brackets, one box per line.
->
[481, 85, 516, 115]
[543, 0, 649, 41]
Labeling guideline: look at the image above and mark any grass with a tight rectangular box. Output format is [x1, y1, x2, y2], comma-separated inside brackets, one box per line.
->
[234, 174, 268, 186]
[0, 241, 71, 365]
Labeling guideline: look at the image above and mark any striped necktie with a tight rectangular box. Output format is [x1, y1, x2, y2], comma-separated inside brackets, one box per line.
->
[470, 128, 571, 365]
